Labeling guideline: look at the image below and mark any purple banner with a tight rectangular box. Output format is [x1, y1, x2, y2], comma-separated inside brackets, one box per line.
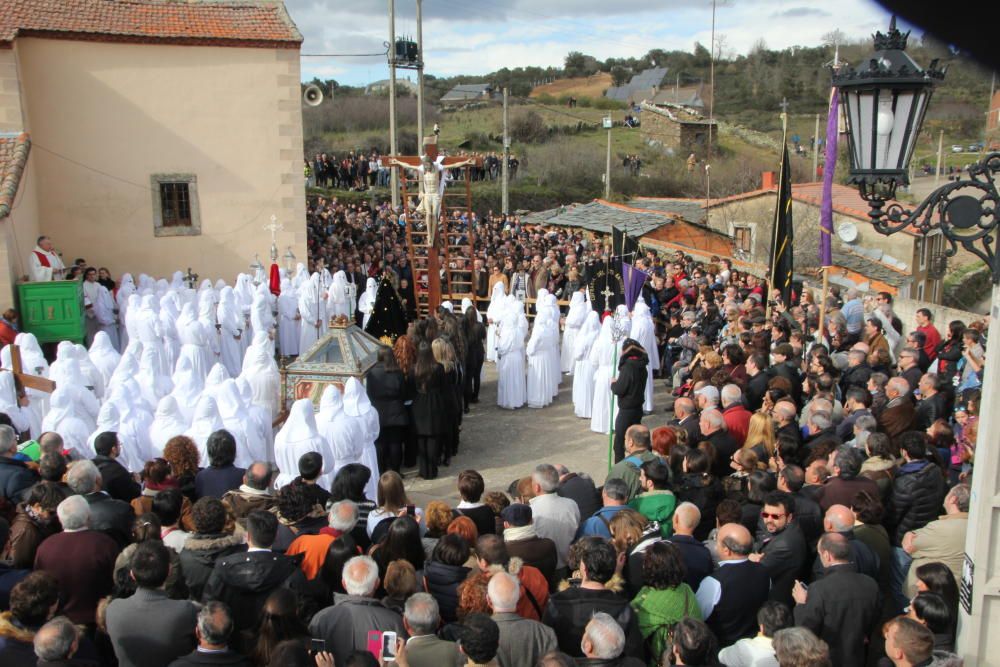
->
[622, 262, 648, 311]
[820, 89, 838, 267]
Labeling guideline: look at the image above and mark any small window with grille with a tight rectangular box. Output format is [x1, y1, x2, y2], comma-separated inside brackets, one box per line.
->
[151, 174, 201, 237]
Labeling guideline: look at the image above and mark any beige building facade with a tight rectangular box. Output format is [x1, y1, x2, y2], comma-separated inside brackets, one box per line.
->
[0, 0, 306, 307]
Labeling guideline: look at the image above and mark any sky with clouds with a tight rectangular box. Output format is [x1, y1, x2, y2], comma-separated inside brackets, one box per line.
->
[288, 0, 901, 86]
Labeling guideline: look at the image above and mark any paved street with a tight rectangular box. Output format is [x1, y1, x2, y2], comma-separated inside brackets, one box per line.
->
[403, 363, 675, 507]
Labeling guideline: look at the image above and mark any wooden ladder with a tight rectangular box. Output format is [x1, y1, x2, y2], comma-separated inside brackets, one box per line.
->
[400, 167, 476, 318]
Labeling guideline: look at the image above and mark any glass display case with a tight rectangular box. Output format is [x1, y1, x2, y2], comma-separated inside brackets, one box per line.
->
[281, 320, 383, 408]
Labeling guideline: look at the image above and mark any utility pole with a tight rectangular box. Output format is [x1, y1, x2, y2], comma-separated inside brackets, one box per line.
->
[502, 87, 510, 215]
[934, 129, 943, 188]
[415, 0, 424, 145]
[812, 113, 820, 179]
[604, 115, 612, 200]
[387, 0, 399, 209]
[707, 0, 717, 166]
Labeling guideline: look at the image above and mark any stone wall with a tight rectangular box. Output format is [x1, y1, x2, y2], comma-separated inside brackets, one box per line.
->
[892, 297, 987, 337]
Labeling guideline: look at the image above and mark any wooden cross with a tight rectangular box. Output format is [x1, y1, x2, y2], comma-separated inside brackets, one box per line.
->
[9, 345, 56, 394]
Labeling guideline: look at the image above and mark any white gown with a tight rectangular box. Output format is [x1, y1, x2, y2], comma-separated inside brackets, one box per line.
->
[316, 386, 362, 497]
[109, 382, 155, 472]
[496, 298, 527, 410]
[216, 287, 244, 378]
[485, 282, 506, 363]
[526, 312, 556, 408]
[116, 274, 136, 349]
[342, 378, 381, 494]
[239, 343, 282, 421]
[197, 291, 221, 365]
[277, 278, 300, 357]
[88, 331, 121, 390]
[136, 346, 173, 410]
[170, 355, 204, 424]
[562, 291, 588, 374]
[630, 300, 660, 413]
[158, 291, 182, 374]
[590, 317, 619, 434]
[298, 274, 323, 354]
[216, 379, 267, 468]
[185, 395, 224, 467]
[235, 377, 276, 463]
[358, 278, 378, 330]
[542, 294, 562, 397]
[274, 398, 328, 489]
[94, 285, 120, 353]
[149, 395, 190, 459]
[573, 312, 601, 419]
[327, 270, 350, 319]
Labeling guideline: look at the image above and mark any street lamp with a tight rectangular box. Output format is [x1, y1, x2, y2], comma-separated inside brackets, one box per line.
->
[835, 18, 1000, 664]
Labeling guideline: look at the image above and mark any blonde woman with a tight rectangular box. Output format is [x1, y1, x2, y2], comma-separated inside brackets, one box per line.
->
[743, 411, 776, 464]
[432, 337, 462, 465]
[367, 470, 423, 538]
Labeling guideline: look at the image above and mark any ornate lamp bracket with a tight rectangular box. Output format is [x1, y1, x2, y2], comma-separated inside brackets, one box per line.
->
[863, 153, 1000, 284]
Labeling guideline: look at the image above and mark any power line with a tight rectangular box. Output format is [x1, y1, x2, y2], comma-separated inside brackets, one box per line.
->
[301, 51, 387, 58]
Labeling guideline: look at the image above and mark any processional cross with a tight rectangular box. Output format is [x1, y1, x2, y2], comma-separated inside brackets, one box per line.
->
[264, 215, 283, 262]
[388, 135, 478, 311]
[6, 346, 56, 416]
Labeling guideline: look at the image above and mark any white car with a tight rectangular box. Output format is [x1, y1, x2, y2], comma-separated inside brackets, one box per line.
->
[951, 145, 963, 153]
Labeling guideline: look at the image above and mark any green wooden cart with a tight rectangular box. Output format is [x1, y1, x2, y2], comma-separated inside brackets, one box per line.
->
[16, 279, 85, 344]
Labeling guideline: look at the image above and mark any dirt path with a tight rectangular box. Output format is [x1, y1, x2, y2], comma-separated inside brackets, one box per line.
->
[403, 362, 675, 507]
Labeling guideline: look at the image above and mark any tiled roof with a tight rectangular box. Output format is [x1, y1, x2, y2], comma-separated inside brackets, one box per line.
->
[699, 182, 923, 236]
[0, 132, 30, 220]
[0, 0, 302, 48]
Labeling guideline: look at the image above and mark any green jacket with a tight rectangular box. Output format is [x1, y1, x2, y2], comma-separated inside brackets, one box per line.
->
[629, 490, 677, 538]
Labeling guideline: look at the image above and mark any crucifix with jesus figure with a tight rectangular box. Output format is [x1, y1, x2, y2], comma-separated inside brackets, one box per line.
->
[388, 136, 476, 312]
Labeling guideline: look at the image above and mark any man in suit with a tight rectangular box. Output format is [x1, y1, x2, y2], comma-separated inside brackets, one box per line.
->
[776, 466, 822, 545]
[793, 532, 880, 666]
[817, 446, 880, 513]
[473, 259, 489, 299]
[402, 593, 463, 667]
[106, 542, 197, 667]
[202, 511, 306, 633]
[91, 432, 140, 502]
[913, 373, 949, 431]
[749, 492, 806, 608]
[670, 398, 701, 446]
[878, 377, 916, 444]
[699, 409, 738, 479]
[67, 459, 132, 548]
[489, 571, 557, 667]
[167, 602, 251, 667]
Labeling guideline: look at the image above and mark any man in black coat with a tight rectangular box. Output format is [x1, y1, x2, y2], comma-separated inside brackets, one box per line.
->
[743, 353, 771, 412]
[793, 532, 880, 666]
[67, 459, 133, 548]
[750, 492, 806, 608]
[610, 340, 648, 464]
[167, 602, 251, 667]
[669, 398, 701, 446]
[897, 348, 924, 393]
[698, 409, 737, 479]
[91, 432, 140, 502]
[669, 502, 714, 591]
[913, 373, 949, 431]
[776, 465, 823, 546]
[202, 510, 306, 633]
[555, 465, 601, 521]
[770, 344, 802, 406]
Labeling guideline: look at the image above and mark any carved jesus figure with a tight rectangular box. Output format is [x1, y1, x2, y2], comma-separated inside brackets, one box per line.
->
[389, 153, 475, 244]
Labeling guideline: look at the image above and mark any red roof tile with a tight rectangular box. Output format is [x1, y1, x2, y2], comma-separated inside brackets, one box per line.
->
[0, 132, 30, 219]
[0, 0, 302, 48]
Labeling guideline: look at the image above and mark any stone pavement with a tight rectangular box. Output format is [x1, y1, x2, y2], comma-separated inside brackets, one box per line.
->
[403, 363, 676, 507]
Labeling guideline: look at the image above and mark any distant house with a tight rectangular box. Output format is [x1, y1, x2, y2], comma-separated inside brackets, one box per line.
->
[640, 102, 717, 157]
[605, 67, 668, 105]
[440, 83, 496, 105]
[365, 76, 417, 96]
[629, 175, 946, 302]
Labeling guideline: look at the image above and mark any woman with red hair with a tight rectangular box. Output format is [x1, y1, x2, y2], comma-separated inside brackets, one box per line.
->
[651, 426, 679, 459]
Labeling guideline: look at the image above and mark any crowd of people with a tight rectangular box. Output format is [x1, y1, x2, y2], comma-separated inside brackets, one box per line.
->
[306, 150, 519, 193]
[0, 200, 989, 667]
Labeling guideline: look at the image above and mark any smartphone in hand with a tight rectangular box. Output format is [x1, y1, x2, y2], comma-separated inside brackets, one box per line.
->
[382, 631, 398, 661]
